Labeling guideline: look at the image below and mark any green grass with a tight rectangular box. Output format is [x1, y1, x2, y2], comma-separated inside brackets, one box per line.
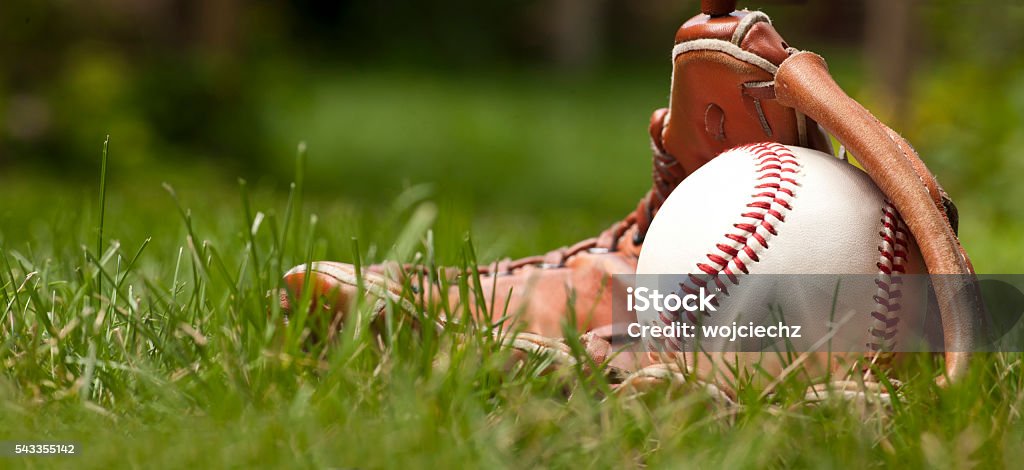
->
[2, 68, 1023, 468]
[1, 150, 1021, 470]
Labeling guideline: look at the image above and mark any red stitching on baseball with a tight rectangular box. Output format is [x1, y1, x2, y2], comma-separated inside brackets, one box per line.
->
[871, 312, 899, 326]
[697, 263, 718, 275]
[707, 254, 729, 266]
[716, 243, 739, 257]
[752, 232, 769, 248]
[658, 143, 803, 349]
[733, 256, 750, 274]
[867, 199, 910, 355]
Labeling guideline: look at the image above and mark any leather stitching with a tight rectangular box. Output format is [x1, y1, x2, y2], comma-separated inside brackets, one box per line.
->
[730, 11, 772, 46]
[672, 39, 779, 75]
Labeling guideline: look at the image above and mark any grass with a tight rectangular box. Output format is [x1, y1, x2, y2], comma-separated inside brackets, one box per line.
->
[1, 147, 1022, 470]
[1, 68, 1023, 468]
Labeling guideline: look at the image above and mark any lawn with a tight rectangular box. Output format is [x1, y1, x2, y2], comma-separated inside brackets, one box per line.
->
[1, 67, 1023, 468]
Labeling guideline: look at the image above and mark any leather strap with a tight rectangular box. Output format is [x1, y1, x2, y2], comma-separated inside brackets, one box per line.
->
[774, 51, 982, 383]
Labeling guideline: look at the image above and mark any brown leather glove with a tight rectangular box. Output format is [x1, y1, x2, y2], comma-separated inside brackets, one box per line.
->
[282, 0, 982, 386]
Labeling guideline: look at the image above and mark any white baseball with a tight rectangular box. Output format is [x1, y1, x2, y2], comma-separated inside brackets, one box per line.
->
[635, 143, 927, 383]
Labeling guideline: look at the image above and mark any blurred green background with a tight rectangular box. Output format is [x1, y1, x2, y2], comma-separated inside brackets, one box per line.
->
[1, 0, 1022, 272]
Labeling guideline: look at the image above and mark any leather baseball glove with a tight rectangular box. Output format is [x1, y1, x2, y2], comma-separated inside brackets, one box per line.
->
[281, 0, 983, 393]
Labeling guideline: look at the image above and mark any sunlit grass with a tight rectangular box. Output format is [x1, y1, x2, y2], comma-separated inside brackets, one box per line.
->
[0, 135, 1020, 468]
[0, 66, 1020, 467]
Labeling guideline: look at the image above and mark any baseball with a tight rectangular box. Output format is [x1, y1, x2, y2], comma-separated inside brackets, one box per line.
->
[634, 143, 928, 385]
